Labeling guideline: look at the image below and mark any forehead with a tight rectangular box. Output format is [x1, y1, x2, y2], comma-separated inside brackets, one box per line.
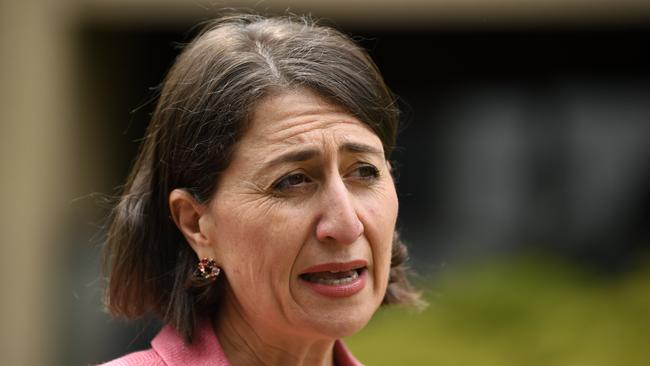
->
[241, 88, 382, 150]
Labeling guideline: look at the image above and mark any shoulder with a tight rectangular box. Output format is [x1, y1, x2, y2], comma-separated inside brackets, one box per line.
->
[97, 348, 165, 366]
[98, 318, 230, 366]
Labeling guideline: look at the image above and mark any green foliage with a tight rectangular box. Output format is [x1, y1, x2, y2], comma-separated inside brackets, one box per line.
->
[346, 257, 650, 365]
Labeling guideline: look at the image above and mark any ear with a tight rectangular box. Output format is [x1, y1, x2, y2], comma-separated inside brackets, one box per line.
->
[168, 188, 216, 259]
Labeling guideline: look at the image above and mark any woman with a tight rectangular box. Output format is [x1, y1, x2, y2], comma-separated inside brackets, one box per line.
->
[101, 13, 422, 366]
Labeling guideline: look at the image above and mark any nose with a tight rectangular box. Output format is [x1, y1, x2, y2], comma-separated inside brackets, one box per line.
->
[315, 176, 364, 245]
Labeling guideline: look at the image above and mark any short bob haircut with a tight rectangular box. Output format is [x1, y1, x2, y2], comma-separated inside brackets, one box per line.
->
[104, 13, 422, 343]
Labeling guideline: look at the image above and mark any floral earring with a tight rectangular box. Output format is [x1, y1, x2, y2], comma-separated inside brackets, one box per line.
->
[195, 258, 221, 281]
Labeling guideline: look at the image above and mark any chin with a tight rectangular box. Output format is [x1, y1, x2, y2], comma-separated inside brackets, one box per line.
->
[290, 269, 387, 339]
[297, 297, 382, 340]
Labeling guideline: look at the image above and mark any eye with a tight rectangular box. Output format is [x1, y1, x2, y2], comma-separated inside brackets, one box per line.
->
[349, 164, 380, 180]
[272, 173, 312, 192]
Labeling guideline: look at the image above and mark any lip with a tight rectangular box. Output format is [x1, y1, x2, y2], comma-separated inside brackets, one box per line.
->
[300, 260, 368, 275]
[299, 260, 368, 298]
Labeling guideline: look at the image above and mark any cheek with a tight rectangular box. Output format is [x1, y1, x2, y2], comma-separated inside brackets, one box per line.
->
[363, 184, 399, 285]
[213, 202, 310, 298]
[371, 182, 398, 240]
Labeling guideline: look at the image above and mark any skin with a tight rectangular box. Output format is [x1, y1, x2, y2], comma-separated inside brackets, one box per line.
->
[169, 88, 399, 366]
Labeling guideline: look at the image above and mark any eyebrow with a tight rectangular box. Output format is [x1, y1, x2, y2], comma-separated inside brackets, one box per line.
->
[266, 149, 320, 167]
[340, 142, 384, 156]
[265, 142, 384, 168]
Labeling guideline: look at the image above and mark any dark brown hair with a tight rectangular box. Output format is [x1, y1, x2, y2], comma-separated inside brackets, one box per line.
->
[104, 13, 422, 343]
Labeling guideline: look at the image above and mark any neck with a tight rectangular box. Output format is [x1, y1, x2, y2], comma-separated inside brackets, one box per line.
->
[213, 296, 336, 366]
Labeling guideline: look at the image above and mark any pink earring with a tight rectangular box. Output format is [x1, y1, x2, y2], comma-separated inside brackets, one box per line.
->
[196, 258, 221, 281]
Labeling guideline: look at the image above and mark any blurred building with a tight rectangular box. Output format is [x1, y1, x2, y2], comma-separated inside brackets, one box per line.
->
[1, 0, 649, 365]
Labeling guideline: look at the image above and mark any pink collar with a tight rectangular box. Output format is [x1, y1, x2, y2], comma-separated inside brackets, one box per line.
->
[151, 318, 363, 366]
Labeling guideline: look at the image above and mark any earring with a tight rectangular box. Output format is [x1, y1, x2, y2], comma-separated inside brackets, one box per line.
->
[196, 258, 221, 281]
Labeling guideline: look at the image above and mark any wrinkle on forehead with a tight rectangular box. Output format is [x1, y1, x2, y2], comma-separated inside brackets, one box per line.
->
[245, 88, 377, 147]
[266, 118, 366, 147]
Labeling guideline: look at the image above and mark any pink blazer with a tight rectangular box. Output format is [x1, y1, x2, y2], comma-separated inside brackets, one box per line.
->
[98, 318, 363, 366]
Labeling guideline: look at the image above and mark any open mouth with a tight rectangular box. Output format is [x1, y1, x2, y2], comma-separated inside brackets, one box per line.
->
[299, 267, 366, 286]
[299, 260, 368, 297]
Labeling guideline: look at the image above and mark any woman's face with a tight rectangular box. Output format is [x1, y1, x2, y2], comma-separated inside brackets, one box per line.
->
[202, 88, 398, 340]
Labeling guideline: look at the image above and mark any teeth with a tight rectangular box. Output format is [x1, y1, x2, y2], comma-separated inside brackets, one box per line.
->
[309, 270, 359, 285]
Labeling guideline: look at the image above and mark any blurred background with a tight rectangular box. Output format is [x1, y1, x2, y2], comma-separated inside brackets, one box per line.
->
[1, 0, 649, 365]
